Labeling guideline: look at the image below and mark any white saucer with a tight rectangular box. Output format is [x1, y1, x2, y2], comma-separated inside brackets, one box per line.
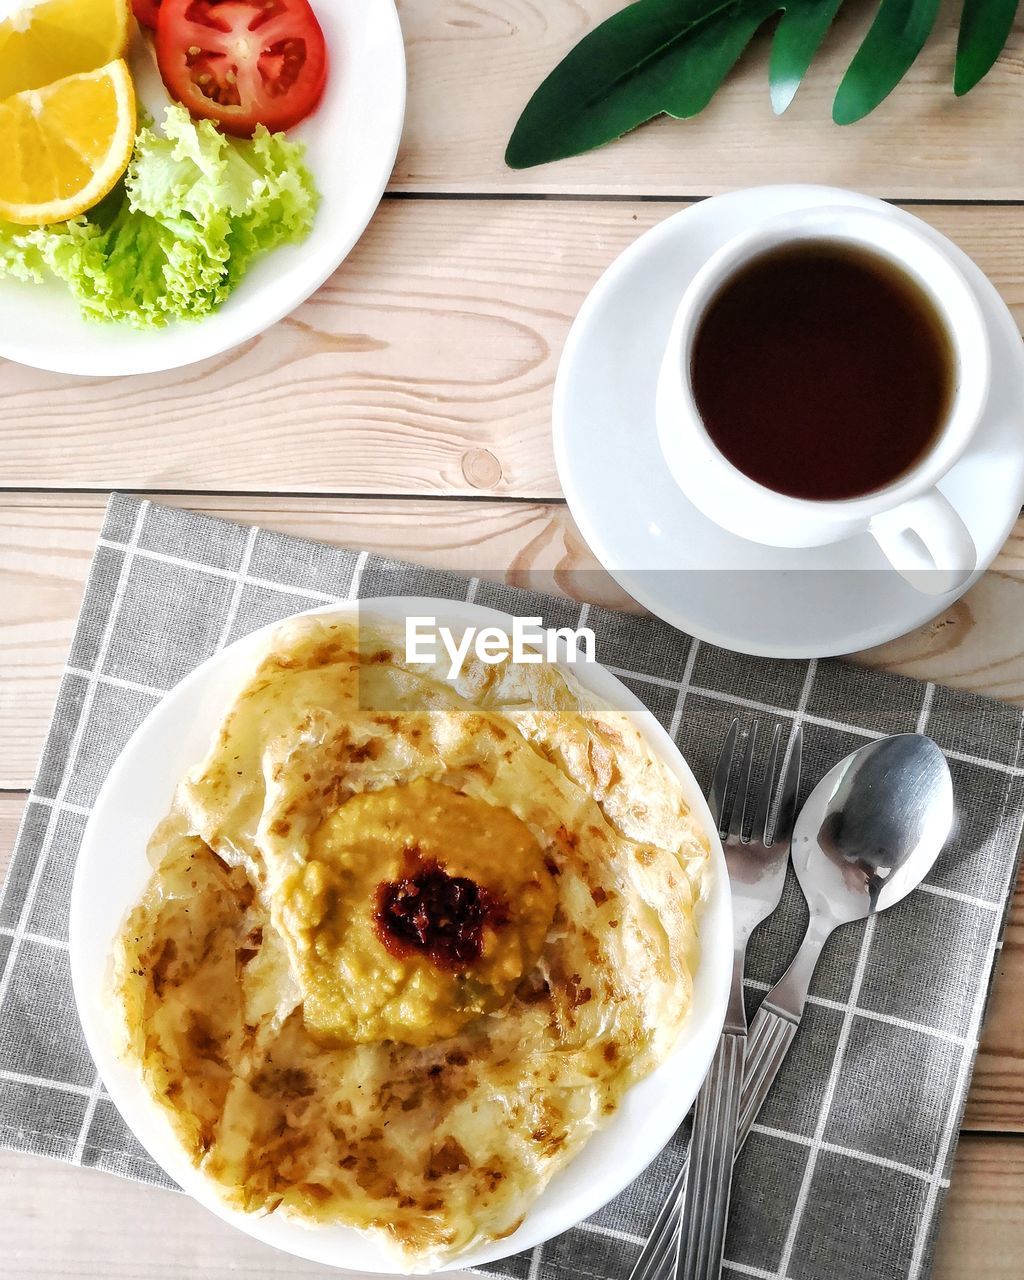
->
[554, 185, 1024, 659]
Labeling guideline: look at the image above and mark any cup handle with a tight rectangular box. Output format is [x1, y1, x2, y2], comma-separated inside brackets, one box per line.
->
[869, 490, 977, 596]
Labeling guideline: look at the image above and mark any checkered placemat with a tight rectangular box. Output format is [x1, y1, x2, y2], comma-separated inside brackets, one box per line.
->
[2, 494, 1022, 1280]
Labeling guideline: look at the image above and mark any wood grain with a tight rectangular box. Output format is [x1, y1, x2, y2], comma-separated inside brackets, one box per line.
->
[932, 1136, 1024, 1279]
[2, 201, 1022, 497]
[964, 860, 1024, 1131]
[0, 791, 20, 884]
[394, 0, 1024, 200]
[0, 1133, 1019, 1278]
[11, 494, 1024, 786]
[0, 493, 625, 790]
[858, 558, 1024, 708]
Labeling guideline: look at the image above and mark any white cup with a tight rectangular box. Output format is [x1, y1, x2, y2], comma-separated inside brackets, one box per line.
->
[655, 205, 990, 595]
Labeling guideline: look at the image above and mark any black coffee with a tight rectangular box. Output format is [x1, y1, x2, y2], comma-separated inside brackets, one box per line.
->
[690, 242, 954, 501]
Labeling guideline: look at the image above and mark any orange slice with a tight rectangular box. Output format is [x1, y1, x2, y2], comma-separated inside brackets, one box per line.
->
[0, 0, 132, 99]
[0, 60, 136, 226]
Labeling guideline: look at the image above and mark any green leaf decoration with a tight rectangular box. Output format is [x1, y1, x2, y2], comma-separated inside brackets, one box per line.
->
[769, 0, 845, 115]
[504, 0, 751, 170]
[650, 0, 783, 118]
[956, 0, 1020, 95]
[833, 0, 942, 124]
[505, 0, 1019, 169]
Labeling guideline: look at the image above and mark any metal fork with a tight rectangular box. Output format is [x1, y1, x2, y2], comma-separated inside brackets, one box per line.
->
[666, 721, 802, 1280]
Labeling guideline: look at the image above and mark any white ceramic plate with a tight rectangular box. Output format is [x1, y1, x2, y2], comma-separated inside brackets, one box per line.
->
[554, 185, 1024, 659]
[0, 0, 406, 376]
[70, 597, 731, 1274]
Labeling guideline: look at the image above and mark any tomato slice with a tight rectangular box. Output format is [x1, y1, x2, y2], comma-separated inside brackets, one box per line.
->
[155, 0, 328, 137]
[132, 0, 161, 28]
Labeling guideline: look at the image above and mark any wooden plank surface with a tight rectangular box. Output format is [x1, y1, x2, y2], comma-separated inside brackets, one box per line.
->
[395, 1, 1024, 201]
[968, 862, 1024, 1131]
[2, 201, 1022, 497]
[10, 494, 1024, 787]
[858, 521, 1024, 706]
[0, 493, 624, 789]
[0, 792, 20, 882]
[932, 1136, 1024, 1279]
[0, 1125, 1019, 1276]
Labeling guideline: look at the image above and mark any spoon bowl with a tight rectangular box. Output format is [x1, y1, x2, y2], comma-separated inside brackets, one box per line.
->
[791, 733, 954, 926]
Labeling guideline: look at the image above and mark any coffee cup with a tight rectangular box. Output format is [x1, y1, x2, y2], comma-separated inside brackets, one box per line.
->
[655, 204, 990, 595]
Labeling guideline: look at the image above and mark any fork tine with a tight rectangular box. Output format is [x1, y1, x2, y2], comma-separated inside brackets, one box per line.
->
[750, 723, 782, 844]
[770, 725, 803, 847]
[707, 719, 738, 832]
[727, 723, 758, 842]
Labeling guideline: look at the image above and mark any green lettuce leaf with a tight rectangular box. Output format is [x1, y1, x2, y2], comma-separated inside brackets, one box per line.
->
[0, 106, 319, 328]
[0, 225, 55, 283]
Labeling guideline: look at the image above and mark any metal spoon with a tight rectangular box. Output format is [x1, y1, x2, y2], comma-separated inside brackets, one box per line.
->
[741, 731, 955, 1135]
[630, 732, 954, 1280]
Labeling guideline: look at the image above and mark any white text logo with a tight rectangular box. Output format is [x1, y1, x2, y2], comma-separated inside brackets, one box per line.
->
[405, 615, 596, 680]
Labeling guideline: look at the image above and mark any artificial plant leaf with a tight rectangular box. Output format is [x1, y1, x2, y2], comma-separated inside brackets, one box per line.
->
[955, 0, 1019, 94]
[832, 0, 942, 123]
[661, 0, 782, 115]
[769, 0, 845, 114]
[506, 0, 778, 169]
[506, 0, 1016, 168]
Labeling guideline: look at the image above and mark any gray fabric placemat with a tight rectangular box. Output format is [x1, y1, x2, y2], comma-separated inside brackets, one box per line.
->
[2, 493, 1023, 1280]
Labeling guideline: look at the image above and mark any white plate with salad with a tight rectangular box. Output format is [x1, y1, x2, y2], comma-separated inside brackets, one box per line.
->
[0, 0, 406, 376]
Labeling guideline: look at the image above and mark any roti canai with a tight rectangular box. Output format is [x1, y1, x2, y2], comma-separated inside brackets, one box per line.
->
[115, 613, 710, 1270]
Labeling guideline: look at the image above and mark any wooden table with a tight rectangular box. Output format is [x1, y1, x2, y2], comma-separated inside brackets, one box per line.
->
[3, 2, 1024, 1275]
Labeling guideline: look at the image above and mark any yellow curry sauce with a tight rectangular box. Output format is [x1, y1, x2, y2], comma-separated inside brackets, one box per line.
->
[278, 777, 558, 1045]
